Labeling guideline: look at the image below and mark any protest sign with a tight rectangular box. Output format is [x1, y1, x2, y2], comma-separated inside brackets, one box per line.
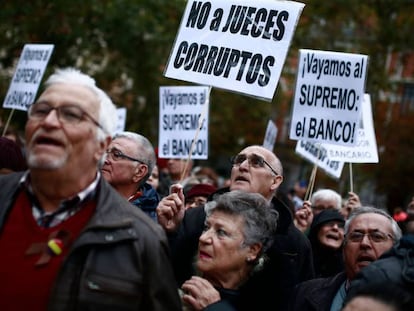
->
[158, 85, 210, 159]
[115, 107, 127, 134]
[164, 0, 304, 101]
[295, 140, 344, 179]
[3, 44, 54, 111]
[289, 49, 368, 146]
[263, 119, 278, 151]
[324, 94, 379, 163]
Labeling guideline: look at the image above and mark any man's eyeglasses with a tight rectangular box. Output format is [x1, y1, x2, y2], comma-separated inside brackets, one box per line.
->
[28, 102, 104, 131]
[346, 231, 394, 243]
[230, 153, 279, 175]
[106, 148, 146, 164]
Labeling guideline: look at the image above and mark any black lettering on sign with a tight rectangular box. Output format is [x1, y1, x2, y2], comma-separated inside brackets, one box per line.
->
[173, 41, 274, 87]
[308, 118, 356, 143]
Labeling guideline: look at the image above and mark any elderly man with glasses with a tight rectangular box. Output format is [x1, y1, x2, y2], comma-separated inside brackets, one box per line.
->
[0, 68, 181, 310]
[156, 145, 315, 311]
[289, 206, 402, 311]
[101, 131, 159, 222]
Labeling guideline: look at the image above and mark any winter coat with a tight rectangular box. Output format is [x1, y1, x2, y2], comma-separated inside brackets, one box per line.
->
[0, 172, 181, 311]
[347, 234, 414, 301]
[169, 187, 315, 311]
[289, 272, 347, 311]
[130, 182, 160, 222]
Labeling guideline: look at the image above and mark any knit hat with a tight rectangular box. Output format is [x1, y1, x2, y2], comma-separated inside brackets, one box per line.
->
[186, 183, 217, 200]
[310, 209, 345, 234]
[0, 137, 27, 172]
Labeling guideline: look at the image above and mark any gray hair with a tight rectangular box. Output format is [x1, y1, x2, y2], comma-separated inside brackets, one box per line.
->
[44, 68, 117, 141]
[311, 189, 342, 210]
[205, 190, 279, 261]
[113, 131, 156, 184]
[344, 206, 402, 242]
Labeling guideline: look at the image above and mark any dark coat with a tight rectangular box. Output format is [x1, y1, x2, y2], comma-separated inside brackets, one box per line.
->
[169, 187, 315, 311]
[0, 172, 181, 311]
[289, 272, 347, 311]
[347, 234, 414, 301]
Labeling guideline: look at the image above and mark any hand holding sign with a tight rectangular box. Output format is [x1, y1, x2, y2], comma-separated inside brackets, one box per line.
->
[156, 183, 186, 232]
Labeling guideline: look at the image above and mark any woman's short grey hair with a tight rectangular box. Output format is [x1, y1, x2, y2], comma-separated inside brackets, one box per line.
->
[113, 131, 156, 183]
[311, 189, 342, 210]
[205, 190, 279, 255]
[44, 67, 118, 141]
[344, 206, 402, 242]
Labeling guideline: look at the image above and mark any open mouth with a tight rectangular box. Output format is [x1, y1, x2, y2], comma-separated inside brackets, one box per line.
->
[234, 175, 248, 182]
[356, 254, 375, 266]
[34, 135, 64, 147]
[326, 234, 340, 241]
[198, 250, 211, 260]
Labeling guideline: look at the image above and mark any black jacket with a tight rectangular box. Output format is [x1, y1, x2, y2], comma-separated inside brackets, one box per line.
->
[169, 188, 315, 311]
[347, 234, 414, 301]
[289, 272, 347, 311]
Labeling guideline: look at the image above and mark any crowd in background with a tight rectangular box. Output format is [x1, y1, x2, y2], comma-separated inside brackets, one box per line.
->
[0, 68, 413, 310]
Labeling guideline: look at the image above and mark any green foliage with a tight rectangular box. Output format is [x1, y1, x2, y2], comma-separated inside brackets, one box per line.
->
[1, 0, 414, 207]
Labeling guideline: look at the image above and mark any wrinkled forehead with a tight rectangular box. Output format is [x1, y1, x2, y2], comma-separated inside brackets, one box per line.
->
[239, 146, 272, 159]
[349, 213, 392, 232]
[40, 83, 100, 110]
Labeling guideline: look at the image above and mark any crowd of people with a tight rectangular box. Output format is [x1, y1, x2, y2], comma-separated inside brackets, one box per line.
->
[0, 67, 413, 310]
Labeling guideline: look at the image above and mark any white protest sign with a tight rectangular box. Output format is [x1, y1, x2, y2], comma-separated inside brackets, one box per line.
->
[3, 44, 54, 111]
[289, 49, 368, 146]
[164, 0, 305, 101]
[263, 119, 278, 151]
[324, 94, 379, 163]
[114, 107, 127, 134]
[295, 140, 344, 179]
[158, 85, 210, 159]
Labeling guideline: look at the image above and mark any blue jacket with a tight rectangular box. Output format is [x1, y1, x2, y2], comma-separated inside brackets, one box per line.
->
[130, 182, 160, 222]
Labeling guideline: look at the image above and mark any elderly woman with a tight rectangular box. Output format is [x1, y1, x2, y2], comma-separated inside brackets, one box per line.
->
[308, 209, 345, 278]
[180, 190, 279, 310]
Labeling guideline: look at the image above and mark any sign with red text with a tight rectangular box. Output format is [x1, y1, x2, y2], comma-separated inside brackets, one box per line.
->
[289, 49, 368, 146]
[3, 44, 54, 111]
[159, 85, 210, 159]
[164, 0, 304, 101]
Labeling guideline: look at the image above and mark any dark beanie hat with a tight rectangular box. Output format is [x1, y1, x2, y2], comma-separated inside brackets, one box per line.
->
[186, 183, 217, 200]
[310, 209, 345, 234]
[0, 137, 27, 172]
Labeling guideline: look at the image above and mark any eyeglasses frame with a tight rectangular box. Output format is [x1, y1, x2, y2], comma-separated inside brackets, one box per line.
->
[28, 102, 105, 132]
[106, 147, 146, 165]
[230, 153, 279, 176]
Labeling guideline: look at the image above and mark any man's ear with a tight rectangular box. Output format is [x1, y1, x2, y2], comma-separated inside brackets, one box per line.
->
[270, 174, 283, 192]
[132, 164, 148, 183]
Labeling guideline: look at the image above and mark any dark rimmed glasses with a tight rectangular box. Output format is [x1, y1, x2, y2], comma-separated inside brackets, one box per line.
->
[106, 148, 146, 164]
[28, 102, 104, 131]
[230, 153, 279, 175]
[346, 231, 394, 243]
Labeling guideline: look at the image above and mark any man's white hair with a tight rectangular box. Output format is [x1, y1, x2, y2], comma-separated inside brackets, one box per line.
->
[45, 67, 117, 141]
